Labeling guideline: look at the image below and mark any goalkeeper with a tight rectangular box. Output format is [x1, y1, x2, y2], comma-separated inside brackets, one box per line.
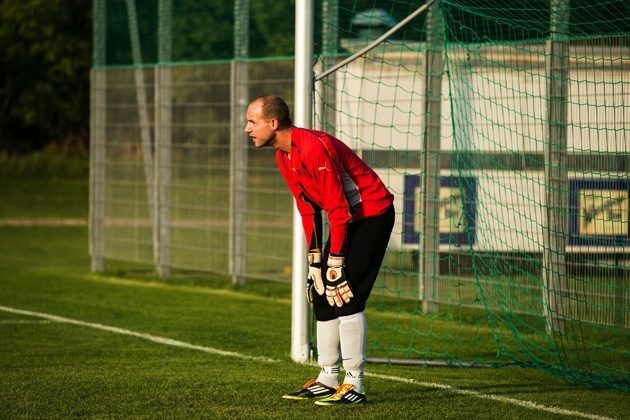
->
[245, 95, 395, 406]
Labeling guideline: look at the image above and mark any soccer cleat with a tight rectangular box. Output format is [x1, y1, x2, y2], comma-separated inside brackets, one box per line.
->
[281, 379, 336, 400]
[314, 383, 367, 406]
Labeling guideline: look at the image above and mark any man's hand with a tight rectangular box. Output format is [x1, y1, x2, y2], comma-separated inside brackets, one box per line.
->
[307, 251, 325, 303]
[325, 255, 354, 307]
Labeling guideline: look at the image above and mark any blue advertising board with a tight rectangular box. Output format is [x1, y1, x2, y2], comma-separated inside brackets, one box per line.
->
[402, 175, 477, 246]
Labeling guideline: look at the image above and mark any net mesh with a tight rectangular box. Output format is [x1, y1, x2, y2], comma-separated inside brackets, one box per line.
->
[91, 0, 629, 391]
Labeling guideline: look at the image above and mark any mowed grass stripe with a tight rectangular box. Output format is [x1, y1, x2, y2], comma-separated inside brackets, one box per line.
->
[0, 304, 615, 420]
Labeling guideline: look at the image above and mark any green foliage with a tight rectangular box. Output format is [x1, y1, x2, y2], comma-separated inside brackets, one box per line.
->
[172, 1, 234, 61]
[249, 1, 296, 57]
[0, 0, 91, 153]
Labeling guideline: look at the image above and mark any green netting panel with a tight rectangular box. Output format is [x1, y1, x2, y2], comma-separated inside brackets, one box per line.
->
[96, 60, 295, 279]
[167, 64, 232, 273]
[243, 61, 295, 279]
[102, 68, 155, 265]
[439, 0, 630, 390]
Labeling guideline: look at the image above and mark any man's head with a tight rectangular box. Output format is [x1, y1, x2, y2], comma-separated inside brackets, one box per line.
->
[245, 95, 292, 149]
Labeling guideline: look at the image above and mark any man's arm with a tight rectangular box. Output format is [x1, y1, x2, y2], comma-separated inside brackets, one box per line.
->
[308, 138, 352, 256]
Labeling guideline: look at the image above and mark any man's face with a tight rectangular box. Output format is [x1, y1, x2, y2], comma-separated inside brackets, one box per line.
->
[245, 101, 276, 149]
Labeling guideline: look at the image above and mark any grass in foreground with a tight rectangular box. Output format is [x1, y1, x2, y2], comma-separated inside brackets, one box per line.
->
[0, 225, 628, 419]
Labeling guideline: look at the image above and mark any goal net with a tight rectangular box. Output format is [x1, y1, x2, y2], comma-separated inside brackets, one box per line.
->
[313, 0, 629, 390]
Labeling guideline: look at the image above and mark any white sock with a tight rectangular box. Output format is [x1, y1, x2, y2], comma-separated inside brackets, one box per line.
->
[339, 311, 367, 393]
[316, 318, 340, 388]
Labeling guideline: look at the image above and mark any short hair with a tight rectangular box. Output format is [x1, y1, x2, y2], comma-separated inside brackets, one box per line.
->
[254, 95, 292, 128]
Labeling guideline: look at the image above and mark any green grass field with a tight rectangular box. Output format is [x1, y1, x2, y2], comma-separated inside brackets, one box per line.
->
[0, 178, 629, 418]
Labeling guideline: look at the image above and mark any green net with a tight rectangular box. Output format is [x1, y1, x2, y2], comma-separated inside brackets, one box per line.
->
[315, 0, 629, 390]
[91, 0, 629, 391]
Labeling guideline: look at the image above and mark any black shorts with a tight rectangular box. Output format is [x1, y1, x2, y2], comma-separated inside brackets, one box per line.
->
[313, 204, 395, 321]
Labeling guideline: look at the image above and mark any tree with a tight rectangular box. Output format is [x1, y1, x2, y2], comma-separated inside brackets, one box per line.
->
[0, 0, 91, 153]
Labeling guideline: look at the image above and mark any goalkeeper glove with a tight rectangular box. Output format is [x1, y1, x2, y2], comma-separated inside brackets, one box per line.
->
[325, 255, 354, 307]
[306, 250, 325, 303]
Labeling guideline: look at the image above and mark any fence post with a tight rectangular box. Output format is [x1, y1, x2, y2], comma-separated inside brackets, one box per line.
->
[420, 1, 443, 313]
[155, 0, 173, 278]
[230, 0, 250, 286]
[90, 70, 107, 273]
[543, 0, 570, 335]
[90, 0, 107, 273]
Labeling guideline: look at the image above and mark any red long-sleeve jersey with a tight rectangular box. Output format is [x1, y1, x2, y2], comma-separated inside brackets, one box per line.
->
[276, 127, 394, 255]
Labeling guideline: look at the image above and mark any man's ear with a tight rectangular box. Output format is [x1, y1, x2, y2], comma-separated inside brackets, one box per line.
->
[270, 118, 280, 130]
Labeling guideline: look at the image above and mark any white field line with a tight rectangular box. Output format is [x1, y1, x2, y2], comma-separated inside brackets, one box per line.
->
[365, 373, 614, 420]
[0, 305, 614, 420]
[0, 305, 277, 364]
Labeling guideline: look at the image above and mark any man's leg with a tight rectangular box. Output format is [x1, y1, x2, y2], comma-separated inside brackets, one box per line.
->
[282, 290, 339, 400]
[315, 310, 369, 406]
[316, 206, 395, 406]
[316, 318, 341, 388]
[338, 311, 367, 392]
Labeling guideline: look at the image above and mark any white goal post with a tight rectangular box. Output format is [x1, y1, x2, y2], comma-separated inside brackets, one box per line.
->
[291, 0, 438, 363]
[291, 0, 314, 364]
